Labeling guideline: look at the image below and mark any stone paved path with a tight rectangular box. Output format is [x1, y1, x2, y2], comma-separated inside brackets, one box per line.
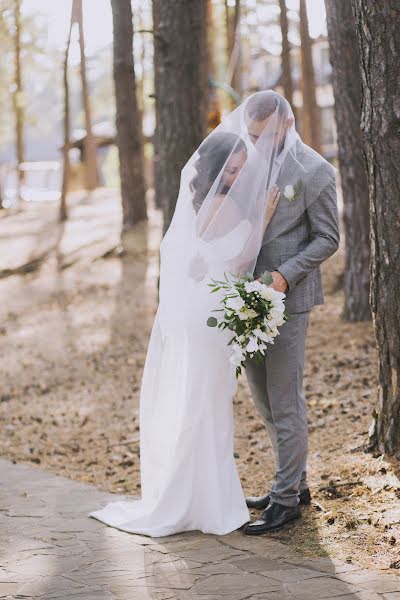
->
[1, 458, 400, 600]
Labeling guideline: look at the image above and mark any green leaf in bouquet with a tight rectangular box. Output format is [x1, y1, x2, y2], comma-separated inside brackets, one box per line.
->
[227, 322, 236, 331]
[207, 317, 218, 327]
[243, 272, 254, 281]
[261, 270, 273, 286]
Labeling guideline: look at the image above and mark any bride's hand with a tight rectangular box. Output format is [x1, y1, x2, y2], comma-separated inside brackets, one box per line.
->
[264, 185, 280, 228]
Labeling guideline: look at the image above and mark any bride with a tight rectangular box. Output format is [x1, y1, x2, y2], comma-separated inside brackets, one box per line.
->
[89, 91, 297, 537]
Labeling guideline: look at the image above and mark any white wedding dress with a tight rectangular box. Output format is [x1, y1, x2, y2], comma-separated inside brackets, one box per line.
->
[89, 221, 252, 537]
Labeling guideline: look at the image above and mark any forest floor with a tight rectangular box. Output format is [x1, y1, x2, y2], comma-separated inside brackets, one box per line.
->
[1, 189, 399, 575]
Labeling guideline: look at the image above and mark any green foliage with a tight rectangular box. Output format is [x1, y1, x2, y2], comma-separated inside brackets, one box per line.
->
[261, 270, 273, 285]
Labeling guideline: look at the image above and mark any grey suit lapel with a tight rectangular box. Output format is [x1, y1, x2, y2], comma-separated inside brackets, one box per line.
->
[262, 146, 307, 244]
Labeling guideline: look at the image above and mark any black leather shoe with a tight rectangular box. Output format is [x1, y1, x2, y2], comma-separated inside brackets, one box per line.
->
[243, 502, 300, 535]
[246, 487, 311, 510]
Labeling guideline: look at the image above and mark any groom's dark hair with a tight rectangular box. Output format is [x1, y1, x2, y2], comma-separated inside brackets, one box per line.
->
[245, 91, 289, 122]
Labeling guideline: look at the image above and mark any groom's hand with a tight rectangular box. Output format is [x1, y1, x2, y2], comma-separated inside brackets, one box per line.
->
[270, 270, 288, 293]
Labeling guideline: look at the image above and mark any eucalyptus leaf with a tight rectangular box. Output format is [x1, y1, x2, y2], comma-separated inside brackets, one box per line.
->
[207, 317, 218, 327]
[261, 270, 273, 286]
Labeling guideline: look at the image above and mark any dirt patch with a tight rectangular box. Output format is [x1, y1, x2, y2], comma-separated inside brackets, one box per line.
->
[0, 190, 399, 573]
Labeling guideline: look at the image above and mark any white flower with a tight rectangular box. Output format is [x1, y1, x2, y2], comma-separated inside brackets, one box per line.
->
[274, 291, 286, 302]
[284, 184, 295, 200]
[271, 314, 285, 327]
[269, 308, 285, 326]
[244, 280, 264, 294]
[259, 287, 284, 303]
[267, 324, 280, 338]
[238, 307, 258, 321]
[230, 343, 245, 367]
[246, 336, 259, 353]
[225, 296, 245, 311]
[253, 328, 274, 344]
[260, 287, 275, 301]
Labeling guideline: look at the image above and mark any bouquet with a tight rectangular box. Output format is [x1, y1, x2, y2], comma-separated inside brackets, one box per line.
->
[207, 272, 287, 377]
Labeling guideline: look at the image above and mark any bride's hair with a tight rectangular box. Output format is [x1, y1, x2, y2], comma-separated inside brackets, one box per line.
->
[190, 132, 247, 213]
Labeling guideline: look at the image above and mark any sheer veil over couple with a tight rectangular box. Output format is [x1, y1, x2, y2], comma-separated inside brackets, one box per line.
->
[90, 90, 340, 537]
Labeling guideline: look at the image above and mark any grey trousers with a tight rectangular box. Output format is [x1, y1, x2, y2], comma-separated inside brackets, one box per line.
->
[245, 311, 310, 507]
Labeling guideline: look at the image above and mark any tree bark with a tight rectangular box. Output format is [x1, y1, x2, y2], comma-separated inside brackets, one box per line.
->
[224, 0, 241, 98]
[299, 0, 321, 152]
[325, 0, 370, 321]
[153, 0, 208, 233]
[351, 0, 400, 455]
[73, 0, 98, 191]
[60, 19, 73, 222]
[13, 0, 24, 202]
[135, 0, 146, 121]
[111, 0, 147, 228]
[279, 0, 295, 119]
[151, 0, 162, 209]
[207, 0, 221, 129]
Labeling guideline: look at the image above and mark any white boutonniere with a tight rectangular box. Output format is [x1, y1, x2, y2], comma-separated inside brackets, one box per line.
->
[284, 185, 295, 200]
[283, 181, 302, 202]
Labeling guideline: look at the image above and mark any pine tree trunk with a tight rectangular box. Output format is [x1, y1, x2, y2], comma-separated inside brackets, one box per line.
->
[325, 0, 370, 322]
[74, 0, 98, 191]
[13, 0, 24, 202]
[111, 0, 147, 228]
[279, 0, 295, 119]
[60, 19, 73, 222]
[207, 0, 220, 124]
[225, 0, 241, 98]
[151, 0, 163, 209]
[351, 0, 400, 455]
[153, 0, 208, 233]
[299, 0, 321, 152]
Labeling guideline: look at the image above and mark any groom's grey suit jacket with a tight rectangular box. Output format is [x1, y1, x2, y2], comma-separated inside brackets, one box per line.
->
[254, 140, 340, 314]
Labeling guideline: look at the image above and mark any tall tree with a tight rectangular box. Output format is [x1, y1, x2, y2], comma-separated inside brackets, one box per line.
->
[111, 0, 147, 229]
[60, 14, 73, 222]
[325, 0, 370, 322]
[136, 0, 147, 120]
[224, 0, 241, 98]
[279, 0, 295, 116]
[207, 0, 221, 129]
[299, 0, 321, 152]
[153, 0, 208, 233]
[151, 0, 162, 209]
[351, 0, 400, 455]
[74, 0, 98, 191]
[13, 0, 24, 202]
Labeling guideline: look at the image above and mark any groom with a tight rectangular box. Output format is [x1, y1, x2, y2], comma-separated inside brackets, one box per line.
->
[243, 92, 340, 534]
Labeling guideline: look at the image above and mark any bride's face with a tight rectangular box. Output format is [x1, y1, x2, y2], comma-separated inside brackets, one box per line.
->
[221, 150, 247, 188]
